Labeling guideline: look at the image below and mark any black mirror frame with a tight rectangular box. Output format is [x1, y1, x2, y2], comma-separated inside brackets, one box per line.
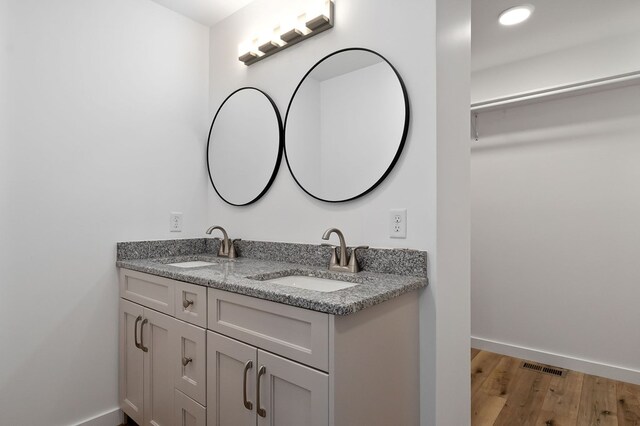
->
[207, 87, 284, 207]
[283, 47, 410, 203]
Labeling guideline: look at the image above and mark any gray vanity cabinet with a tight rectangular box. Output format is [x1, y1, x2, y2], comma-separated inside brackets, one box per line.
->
[119, 269, 208, 426]
[207, 332, 328, 426]
[206, 287, 419, 426]
[119, 268, 420, 426]
[119, 300, 175, 426]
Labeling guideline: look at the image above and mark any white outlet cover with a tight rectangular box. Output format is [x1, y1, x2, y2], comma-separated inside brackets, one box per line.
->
[170, 212, 183, 232]
[390, 208, 407, 239]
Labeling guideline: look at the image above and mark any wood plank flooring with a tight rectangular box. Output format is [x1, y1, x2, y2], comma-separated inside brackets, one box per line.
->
[471, 349, 640, 426]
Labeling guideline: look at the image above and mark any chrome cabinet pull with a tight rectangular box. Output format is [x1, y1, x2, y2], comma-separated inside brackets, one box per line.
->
[134, 315, 142, 349]
[140, 318, 149, 352]
[257, 365, 266, 418]
[243, 360, 253, 410]
[182, 357, 193, 367]
[183, 299, 194, 309]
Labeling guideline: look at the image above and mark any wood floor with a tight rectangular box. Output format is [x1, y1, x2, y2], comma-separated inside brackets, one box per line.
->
[471, 349, 640, 426]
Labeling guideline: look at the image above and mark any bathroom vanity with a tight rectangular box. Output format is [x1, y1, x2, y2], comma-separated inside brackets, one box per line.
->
[117, 238, 426, 426]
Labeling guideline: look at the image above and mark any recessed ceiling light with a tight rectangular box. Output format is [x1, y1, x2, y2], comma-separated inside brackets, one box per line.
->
[499, 4, 534, 26]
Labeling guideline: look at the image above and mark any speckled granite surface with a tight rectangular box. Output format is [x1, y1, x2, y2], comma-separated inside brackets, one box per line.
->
[218, 240, 429, 277]
[116, 239, 428, 315]
[117, 238, 207, 261]
[120, 238, 428, 277]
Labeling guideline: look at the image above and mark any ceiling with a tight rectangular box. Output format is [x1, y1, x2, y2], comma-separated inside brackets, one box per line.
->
[149, 0, 255, 26]
[150, 0, 640, 69]
[472, 0, 640, 72]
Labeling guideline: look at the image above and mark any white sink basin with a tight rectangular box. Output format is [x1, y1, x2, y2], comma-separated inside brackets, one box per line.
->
[167, 261, 217, 268]
[265, 275, 357, 292]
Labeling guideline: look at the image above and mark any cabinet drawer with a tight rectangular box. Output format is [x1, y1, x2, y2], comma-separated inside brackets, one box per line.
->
[208, 289, 329, 371]
[175, 389, 206, 426]
[174, 319, 207, 406]
[175, 281, 207, 328]
[120, 269, 175, 315]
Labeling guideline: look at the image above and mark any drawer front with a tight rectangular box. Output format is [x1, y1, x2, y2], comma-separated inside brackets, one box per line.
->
[175, 389, 206, 426]
[175, 281, 207, 328]
[120, 269, 175, 315]
[208, 289, 329, 371]
[174, 319, 207, 406]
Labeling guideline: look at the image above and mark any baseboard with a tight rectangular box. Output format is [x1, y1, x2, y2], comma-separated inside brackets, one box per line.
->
[471, 336, 640, 385]
[73, 408, 122, 426]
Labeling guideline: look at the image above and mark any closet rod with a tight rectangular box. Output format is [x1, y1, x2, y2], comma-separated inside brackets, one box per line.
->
[470, 70, 640, 113]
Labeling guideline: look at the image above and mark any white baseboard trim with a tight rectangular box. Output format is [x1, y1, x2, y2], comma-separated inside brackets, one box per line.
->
[74, 408, 122, 426]
[471, 336, 640, 385]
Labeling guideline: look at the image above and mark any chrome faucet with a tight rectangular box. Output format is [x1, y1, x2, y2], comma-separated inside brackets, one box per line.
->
[321, 228, 368, 273]
[206, 225, 238, 259]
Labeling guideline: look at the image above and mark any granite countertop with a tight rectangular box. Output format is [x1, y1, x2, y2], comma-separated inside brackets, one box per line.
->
[116, 239, 428, 316]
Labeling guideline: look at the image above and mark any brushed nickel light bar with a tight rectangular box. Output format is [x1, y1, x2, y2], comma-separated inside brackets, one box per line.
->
[238, 0, 335, 66]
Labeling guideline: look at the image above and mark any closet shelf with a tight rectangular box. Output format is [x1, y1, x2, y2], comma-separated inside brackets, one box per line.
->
[470, 70, 640, 113]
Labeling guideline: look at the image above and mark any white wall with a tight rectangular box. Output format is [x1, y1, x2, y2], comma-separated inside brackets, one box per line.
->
[472, 29, 640, 103]
[471, 84, 640, 383]
[471, 18, 640, 383]
[208, 0, 435, 250]
[0, 0, 209, 424]
[208, 0, 470, 424]
[430, 0, 471, 424]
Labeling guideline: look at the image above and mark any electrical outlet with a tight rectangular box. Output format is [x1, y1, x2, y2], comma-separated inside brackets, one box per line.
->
[170, 212, 183, 232]
[390, 209, 407, 238]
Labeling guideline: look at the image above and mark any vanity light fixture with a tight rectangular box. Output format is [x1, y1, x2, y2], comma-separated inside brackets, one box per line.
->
[238, 0, 335, 66]
[499, 4, 534, 26]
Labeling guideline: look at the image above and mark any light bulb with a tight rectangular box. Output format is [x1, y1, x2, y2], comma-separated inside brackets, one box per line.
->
[499, 5, 534, 26]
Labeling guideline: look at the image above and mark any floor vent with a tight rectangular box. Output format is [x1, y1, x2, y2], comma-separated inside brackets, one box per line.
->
[521, 361, 568, 377]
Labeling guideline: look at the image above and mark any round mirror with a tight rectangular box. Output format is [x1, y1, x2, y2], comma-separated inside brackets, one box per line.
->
[207, 87, 283, 206]
[284, 48, 409, 203]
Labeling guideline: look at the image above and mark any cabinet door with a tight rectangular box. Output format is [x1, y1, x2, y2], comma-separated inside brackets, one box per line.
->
[175, 389, 207, 426]
[119, 299, 145, 425]
[174, 319, 207, 405]
[256, 350, 329, 426]
[207, 331, 256, 426]
[142, 308, 175, 426]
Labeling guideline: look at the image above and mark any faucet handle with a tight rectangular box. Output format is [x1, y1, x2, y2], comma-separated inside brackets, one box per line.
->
[228, 239, 241, 259]
[328, 247, 339, 267]
[347, 246, 369, 273]
[217, 241, 226, 257]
